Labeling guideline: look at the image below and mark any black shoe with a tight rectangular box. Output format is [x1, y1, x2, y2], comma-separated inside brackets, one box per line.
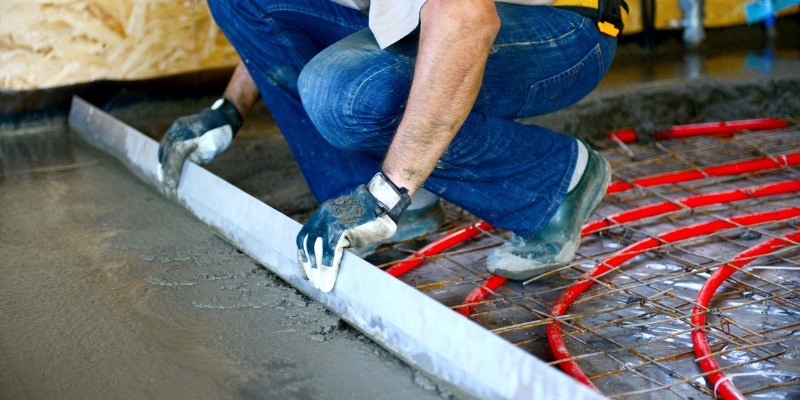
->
[486, 140, 611, 280]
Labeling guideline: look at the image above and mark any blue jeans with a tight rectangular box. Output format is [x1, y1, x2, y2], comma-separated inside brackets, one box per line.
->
[208, 0, 616, 236]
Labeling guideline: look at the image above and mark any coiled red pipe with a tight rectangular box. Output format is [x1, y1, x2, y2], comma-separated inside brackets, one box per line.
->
[546, 208, 800, 390]
[456, 179, 800, 316]
[691, 230, 800, 400]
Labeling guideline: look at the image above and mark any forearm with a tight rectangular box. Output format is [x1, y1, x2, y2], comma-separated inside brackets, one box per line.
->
[381, 0, 500, 196]
[223, 62, 261, 118]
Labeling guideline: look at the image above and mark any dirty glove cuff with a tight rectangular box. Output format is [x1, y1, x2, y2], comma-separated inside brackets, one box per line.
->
[210, 98, 244, 138]
[295, 172, 411, 292]
[367, 172, 411, 222]
[158, 98, 244, 189]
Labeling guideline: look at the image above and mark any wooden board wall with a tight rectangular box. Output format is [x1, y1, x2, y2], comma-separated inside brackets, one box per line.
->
[1, 0, 238, 90]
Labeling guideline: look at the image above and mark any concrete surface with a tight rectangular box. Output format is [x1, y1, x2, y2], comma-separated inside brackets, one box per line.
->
[0, 128, 449, 399]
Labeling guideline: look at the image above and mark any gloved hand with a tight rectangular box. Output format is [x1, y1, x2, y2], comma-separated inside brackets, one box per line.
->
[297, 172, 411, 292]
[158, 98, 243, 188]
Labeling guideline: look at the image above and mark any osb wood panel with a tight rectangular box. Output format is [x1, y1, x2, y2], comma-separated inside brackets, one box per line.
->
[0, 0, 238, 90]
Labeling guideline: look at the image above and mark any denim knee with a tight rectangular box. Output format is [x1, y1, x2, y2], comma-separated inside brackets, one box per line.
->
[298, 56, 364, 151]
[298, 40, 407, 153]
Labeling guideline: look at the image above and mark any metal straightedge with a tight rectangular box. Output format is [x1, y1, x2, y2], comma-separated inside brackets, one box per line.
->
[68, 96, 603, 400]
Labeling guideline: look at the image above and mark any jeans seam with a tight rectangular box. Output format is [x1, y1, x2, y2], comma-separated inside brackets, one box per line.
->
[261, 17, 307, 72]
[239, 2, 366, 67]
[491, 16, 584, 49]
[563, 43, 600, 107]
[260, 4, 367, 31]
[597, 40, 607, 81]
[519, 42, 601, 118]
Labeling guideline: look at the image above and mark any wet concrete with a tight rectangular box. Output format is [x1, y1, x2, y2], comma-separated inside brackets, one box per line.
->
[0, 128, 449, 399]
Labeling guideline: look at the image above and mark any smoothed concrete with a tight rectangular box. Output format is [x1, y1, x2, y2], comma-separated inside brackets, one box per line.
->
[0, 129, 449, 399]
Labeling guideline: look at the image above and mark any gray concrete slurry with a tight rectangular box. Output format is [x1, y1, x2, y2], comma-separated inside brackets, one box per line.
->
[0, 127, 448, 400]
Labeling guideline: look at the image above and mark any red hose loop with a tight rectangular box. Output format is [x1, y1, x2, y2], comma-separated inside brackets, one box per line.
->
[392, 152, 799, 281]
[608, 118, 788, 143]
[582, 179, 800, 237]
[654, 118, 788, 140]
[386, 221, 494, 277]
[459, 179, 800, 317]
[547, 208, 800, 389]
[607, 152, 800, 194]
[691, 230, 800, 400]
[455, 275, 508, 316]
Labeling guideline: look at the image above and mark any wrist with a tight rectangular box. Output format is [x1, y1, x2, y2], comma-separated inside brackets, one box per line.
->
[211, 98, 244, 136]
[381, 161, 425, 197]
[367, 172, 411, 221]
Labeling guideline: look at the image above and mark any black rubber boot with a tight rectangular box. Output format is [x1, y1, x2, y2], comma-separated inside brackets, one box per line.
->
[486, 140, 611, 280]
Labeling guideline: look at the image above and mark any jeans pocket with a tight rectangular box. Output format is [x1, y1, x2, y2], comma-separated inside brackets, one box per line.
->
[517, 43, 604, 118]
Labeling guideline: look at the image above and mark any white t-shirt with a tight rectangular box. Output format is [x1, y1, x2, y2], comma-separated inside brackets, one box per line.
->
[330, 0, 553, 49]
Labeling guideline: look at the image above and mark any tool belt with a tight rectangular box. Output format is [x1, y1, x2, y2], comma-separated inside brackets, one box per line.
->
[554, 0, 629, 37]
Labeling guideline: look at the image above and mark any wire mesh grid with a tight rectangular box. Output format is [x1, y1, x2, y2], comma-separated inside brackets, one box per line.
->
[371, 124, 800, 399]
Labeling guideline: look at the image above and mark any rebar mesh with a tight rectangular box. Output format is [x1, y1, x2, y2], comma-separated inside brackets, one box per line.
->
[375, 124, 800, 399]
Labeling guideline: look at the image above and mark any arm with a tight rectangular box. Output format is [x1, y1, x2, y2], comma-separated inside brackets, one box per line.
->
[381, 0, 501, 196]
[297, 0, 500, 292]
[224, 61, 260, 117]
[295, 1, 500, 292]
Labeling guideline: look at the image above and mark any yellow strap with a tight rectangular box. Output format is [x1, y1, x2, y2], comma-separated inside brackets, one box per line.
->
[552, 0, 599, 8]
[552, 0, 630, 26]
[597, 21, 620, 36]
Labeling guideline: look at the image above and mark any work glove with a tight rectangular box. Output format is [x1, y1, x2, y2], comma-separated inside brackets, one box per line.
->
[158, 98, 243, 189]
[297, 172, 411, 292]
